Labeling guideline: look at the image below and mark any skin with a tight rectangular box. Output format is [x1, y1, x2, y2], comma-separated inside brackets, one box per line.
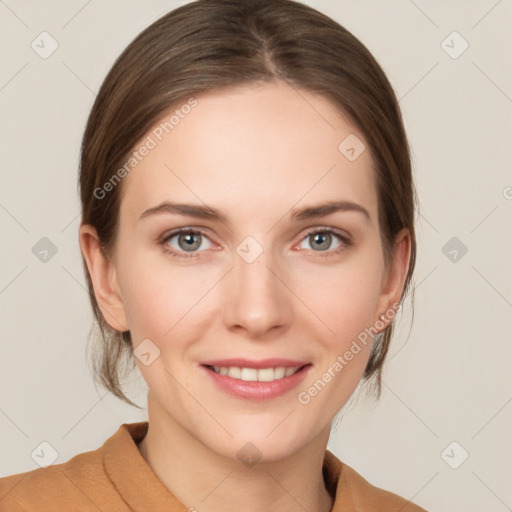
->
[80, 80, 410, 512]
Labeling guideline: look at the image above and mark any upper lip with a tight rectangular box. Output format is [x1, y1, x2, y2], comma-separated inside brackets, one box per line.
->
[201, 358, 310, 369]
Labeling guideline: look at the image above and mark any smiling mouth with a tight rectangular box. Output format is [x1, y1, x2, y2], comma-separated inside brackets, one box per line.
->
[203, 364, 310, 382]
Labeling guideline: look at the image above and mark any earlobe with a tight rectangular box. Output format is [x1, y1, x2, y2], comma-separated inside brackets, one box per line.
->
[375, 228, 411, 327]
[78, 224, 129, 332]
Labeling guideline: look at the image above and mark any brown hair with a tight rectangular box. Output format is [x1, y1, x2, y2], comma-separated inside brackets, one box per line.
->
[79, 0, 417, 408]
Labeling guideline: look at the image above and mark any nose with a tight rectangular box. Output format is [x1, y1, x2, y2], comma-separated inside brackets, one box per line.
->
[222, 244, 293, 339]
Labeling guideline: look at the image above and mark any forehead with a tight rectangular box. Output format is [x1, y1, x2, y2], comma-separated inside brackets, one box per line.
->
[119, 81, 377, 225]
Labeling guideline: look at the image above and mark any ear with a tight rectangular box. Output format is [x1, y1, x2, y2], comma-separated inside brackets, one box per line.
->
[374, 228, 412, 328]
[78, 224, 129, 332]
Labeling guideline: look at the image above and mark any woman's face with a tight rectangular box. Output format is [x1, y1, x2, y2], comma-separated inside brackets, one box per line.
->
[86, 80, 409, 462]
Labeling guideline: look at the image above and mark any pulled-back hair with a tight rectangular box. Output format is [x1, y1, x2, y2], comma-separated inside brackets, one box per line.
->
[79, 0, 417, 408]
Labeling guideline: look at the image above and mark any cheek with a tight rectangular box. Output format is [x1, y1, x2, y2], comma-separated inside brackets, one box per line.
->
[117, 248, 220, 343]
[295, 251, 385, 344]
[295, 267, 380, 416]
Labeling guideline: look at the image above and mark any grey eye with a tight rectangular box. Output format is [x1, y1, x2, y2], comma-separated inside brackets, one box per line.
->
[298, 231, 343, 252]
[167, 231, 213, 253]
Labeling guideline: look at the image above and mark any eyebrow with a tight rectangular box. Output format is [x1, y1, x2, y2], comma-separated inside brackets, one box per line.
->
[291, 200, 370, 222]
[139, 199, 371, 223]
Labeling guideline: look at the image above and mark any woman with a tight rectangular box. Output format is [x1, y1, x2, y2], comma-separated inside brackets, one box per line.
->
[0, 0, 426, 510]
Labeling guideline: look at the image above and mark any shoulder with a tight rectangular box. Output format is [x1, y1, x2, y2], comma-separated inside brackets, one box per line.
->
[0, 431, 128, 512]
[324, 450, 428, 511]
[341, 463, 428, 511]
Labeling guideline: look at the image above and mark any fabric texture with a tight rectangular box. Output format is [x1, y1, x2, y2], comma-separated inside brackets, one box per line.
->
[0, 421, 427, 511]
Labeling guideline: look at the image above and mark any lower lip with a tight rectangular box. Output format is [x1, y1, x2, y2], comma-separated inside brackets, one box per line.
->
[200, 364, 312, 400]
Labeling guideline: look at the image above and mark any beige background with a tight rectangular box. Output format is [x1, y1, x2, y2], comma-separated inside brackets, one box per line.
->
[1, 1, 511, 510]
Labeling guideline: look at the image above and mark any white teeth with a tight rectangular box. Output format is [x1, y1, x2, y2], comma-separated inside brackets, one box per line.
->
[274, 367, 285, 379]
[240, 368, 258, 381]
[284, 367, 296, 377]
[257, 368, 275, 382]
[211, 366, 302, 382]
[227, 367, 241, 379]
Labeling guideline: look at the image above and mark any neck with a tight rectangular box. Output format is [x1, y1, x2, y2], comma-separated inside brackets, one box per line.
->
[137, 392, 334, 512]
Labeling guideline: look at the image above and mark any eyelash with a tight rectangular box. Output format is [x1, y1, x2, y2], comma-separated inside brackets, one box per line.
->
[159, 227, 352, 260]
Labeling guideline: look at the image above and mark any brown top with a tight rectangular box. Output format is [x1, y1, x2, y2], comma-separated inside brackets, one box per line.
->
[0, 421, 427, 511]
